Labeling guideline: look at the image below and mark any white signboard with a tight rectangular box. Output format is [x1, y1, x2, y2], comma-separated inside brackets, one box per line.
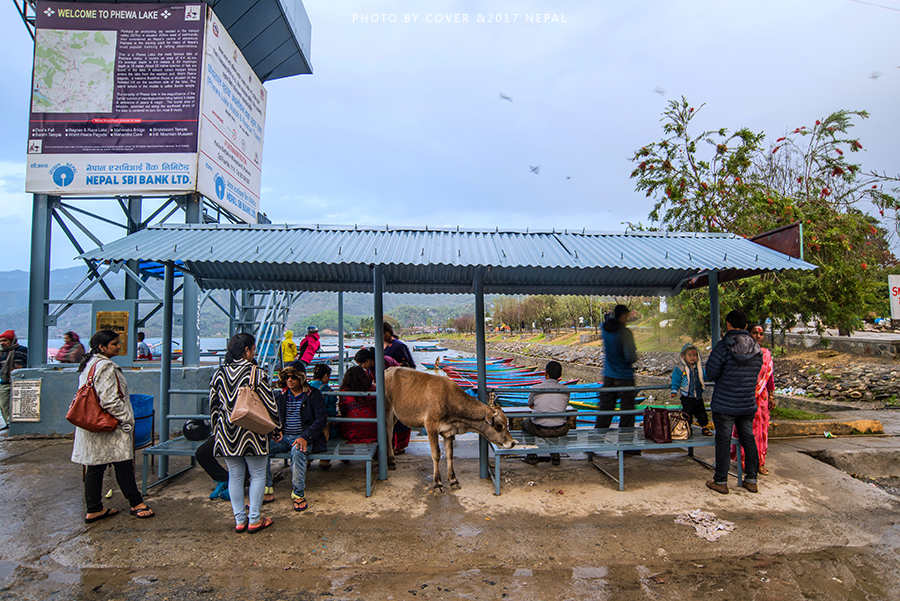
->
[11, 380, 42, 423]
[890, 275, 900, 320]
[25, 4, 266, 224]
[196, 9, 266, 224]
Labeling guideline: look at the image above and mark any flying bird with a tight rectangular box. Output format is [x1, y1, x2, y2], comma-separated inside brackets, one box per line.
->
[529, 165, 540, 174]
[499, 92, 513, 102]
[654, 86, 666, 96]
[566, 175, 572, 180]
[869, 71, 883, 80]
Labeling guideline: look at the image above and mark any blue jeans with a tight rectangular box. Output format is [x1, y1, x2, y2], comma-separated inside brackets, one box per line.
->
[266, 434, 309, 499]
[712, 411, 758, 485]
[224, 456, 267, 526]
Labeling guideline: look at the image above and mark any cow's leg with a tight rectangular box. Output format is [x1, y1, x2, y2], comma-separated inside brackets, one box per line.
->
[386, 411, 397, 470]
[445, 434, 460, 489]
[426, 427, 444, 492]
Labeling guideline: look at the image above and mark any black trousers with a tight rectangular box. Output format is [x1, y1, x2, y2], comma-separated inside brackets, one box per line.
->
[594, 377, 637, 429]
[195, 436, 229, 483]
[84, 460, 143, 513]
[680, 395, 709, 427]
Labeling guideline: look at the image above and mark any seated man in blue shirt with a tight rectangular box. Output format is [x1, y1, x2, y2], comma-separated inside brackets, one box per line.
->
[266, 366, 328, 512]
[523, 361, 571, 466]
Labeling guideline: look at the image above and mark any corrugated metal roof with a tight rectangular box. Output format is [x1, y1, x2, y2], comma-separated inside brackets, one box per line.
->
[80, 224, 816, 295]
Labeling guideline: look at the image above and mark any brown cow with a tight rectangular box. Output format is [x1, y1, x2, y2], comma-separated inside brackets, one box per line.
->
[385, 367, 515, 492]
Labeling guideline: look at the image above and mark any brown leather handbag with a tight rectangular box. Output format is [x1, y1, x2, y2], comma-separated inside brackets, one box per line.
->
[669, 410, 692, 440]
[643, 407, 672, 443]
[66, 363, 120, 433]
[230, 366, 277, 435]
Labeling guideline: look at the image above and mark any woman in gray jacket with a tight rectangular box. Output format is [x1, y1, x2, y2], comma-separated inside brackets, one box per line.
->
[72, 330, 154, 523]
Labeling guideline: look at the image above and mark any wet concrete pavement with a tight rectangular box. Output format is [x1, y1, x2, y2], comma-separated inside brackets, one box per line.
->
[3, 415, 900, 600]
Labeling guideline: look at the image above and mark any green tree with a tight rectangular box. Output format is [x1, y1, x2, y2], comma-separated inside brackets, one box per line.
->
[632, 98, 898, 337]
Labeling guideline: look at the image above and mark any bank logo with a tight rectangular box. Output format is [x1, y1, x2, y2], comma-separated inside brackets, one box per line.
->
[214, 173, 226, 200]
[50, 163, 76, 187]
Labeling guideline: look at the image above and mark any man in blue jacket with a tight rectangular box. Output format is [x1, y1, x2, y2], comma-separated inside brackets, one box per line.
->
[595, 305, 639, 440]
[704, 309, 762, 494]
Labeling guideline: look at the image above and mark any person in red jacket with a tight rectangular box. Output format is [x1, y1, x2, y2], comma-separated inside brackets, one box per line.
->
[288, 326, 320, 373]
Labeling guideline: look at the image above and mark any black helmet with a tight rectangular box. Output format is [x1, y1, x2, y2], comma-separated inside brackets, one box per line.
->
[183, 419, 210, 441]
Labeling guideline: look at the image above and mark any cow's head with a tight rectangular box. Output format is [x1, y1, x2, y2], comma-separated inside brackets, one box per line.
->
[485, 406, 515, 448]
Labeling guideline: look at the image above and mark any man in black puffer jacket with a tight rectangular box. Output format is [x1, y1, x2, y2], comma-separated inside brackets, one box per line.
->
[704, 309, 762, 495]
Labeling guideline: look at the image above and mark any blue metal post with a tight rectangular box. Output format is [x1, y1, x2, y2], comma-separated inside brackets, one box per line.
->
[159, 262, 174, 479]
[27, 194, 51, 368]
[338, 291, 345, 381]
[475, 267, 489, 478]
[125, 197, 142, 360]
[373, 265, 388, 480]
[709, 270, 720, 345]
[182, 195, 200, 366]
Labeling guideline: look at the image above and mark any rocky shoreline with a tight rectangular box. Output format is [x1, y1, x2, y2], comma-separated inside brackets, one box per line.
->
[442, 338, 900, 409]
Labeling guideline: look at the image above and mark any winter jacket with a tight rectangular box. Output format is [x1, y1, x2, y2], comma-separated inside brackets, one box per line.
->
[705, 329, 762, 416]
[274, 386, 328, 454]
[670, 343, 706, 398]
[384, 338, 416, 368]
[71, 355, 135, 466]
[601, 318, 637, 379]
[297, 332, 321, 364]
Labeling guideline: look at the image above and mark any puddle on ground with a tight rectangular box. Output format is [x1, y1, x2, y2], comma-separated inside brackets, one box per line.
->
[0, 561, 17, 581]
[56, 534, 900, 601]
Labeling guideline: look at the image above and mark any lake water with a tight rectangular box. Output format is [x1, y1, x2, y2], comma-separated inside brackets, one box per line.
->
[25, 336, 470, 366]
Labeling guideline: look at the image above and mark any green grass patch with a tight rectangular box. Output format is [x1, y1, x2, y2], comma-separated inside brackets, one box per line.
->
[771, 406, 829, 420]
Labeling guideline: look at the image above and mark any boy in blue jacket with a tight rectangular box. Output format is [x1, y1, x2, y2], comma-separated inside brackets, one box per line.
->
[670, 343, 712, 436]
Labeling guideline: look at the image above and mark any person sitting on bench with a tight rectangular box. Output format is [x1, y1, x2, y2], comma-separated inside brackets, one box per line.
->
[523, 361, 571, 466]
[265, 366, 327, 512]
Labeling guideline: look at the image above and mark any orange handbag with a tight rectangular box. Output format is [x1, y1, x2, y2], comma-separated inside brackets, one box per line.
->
[66, 363, 120, 432]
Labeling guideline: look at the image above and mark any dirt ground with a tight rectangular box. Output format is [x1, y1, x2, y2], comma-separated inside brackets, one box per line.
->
[3, 421, 900, 600]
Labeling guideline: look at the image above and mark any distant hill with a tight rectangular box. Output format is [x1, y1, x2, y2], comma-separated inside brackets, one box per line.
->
[0, 268, 481, 337]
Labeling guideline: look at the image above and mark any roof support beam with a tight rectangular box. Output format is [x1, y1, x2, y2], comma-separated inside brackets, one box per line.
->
[709, 271, 721, 345]
[474, 267, 490, 479]
[373, 265, 388, 481]
[158, 261, 175, 480]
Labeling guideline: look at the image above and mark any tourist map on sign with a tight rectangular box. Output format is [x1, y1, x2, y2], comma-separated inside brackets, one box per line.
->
[32, 29, 116, 114]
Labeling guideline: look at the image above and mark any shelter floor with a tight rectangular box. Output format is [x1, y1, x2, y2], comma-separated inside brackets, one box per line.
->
[2, 418, 900, 600]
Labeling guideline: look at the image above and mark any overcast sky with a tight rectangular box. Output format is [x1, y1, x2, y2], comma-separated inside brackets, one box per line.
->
[1, 0, 898, 271]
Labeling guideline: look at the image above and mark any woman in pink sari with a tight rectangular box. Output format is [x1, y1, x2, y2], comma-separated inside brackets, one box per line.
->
[732, 324, 775, 474]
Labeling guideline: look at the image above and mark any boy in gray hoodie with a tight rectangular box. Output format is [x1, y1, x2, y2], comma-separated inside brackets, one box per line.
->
[670, 343, 712, 436]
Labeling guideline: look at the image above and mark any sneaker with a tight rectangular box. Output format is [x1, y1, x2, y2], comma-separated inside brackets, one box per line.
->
[550, 454, 561, 466]
[706, 480, 729, 495]
[210, 481, 228, 500]
[741, 481, 759, 493]
[525, 454, 539, 465]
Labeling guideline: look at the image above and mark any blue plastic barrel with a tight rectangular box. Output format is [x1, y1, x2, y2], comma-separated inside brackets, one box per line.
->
[131, 394, 154, 448]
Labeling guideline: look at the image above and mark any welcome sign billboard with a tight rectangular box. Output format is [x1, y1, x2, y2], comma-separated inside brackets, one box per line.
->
[26, 2, 204, 195]
[25, 2, 267, 224]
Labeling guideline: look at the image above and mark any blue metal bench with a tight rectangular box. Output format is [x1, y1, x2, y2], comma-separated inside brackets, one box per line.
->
[487, 425, 742, 494]
[141, 436, 378, 497]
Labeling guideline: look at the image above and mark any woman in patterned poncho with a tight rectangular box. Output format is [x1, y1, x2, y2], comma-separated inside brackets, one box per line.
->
[209, 333, 280, 533]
